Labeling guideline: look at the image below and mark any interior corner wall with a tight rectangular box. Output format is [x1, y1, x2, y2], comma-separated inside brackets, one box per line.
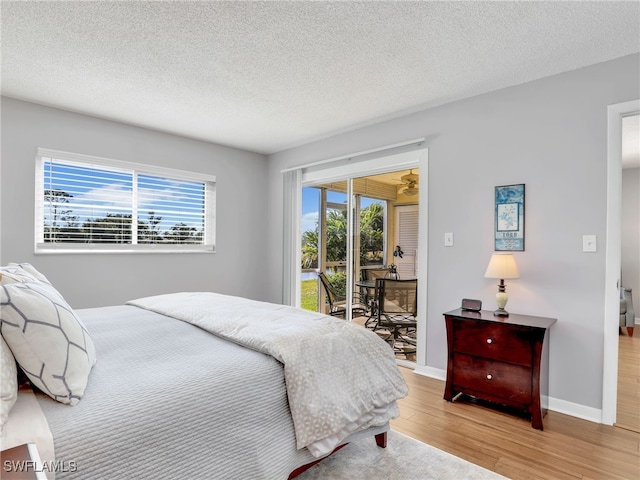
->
[266, 53, 640, 413]
[622, 167, 640, 317]
[0, 97, 269, 308]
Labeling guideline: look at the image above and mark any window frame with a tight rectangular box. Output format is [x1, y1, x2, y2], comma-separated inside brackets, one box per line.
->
[34, 148, 216, 254]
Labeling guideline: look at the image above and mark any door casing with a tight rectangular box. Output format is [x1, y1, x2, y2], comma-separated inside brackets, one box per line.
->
[603, 99, 640, 424]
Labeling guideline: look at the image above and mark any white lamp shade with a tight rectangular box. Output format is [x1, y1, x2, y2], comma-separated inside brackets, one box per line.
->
[484, 253, 520, 279]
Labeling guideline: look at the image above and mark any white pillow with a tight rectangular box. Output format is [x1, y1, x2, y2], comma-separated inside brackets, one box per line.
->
[0, 280, 97, 405]
[9, 263, 51, 283]
[0, 263, 52, 286]
[0, 337, 18, 429]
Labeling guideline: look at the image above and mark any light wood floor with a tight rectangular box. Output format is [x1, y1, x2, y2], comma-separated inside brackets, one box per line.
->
[390, 332, 640, 480]
[617, 329, 640, 433]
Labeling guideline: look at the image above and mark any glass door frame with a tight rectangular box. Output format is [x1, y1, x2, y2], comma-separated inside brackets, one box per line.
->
[305, 183, 360, 319]
[285, 143, 428, 365]
[320, 187, 350, 315]
[299, 148, 427, 356]
[311, 185, 385, 318]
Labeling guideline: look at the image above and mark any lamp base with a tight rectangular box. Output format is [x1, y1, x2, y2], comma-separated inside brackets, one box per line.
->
[495, 289, 509, 317]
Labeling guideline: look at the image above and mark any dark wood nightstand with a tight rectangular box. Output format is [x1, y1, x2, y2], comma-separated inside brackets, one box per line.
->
[443, 308, 556, 429]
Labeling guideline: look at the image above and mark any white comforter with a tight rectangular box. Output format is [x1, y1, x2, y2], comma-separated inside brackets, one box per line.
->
[127, 292, 408, 457]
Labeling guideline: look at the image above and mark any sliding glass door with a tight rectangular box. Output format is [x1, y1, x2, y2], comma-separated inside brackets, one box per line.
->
[301, 170, 417, 323]
[286, 143, 427, 365]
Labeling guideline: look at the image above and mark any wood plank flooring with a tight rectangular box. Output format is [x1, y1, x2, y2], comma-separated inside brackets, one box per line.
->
[617, 330, 640, 433]
[390, 332, 640, 480]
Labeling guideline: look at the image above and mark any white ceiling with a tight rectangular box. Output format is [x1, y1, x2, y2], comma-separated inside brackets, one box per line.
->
[1, 1, 639, 157]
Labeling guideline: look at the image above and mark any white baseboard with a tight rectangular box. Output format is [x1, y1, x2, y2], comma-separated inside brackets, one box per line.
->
[412, 364, 446, 381]
[546, 396, 602, 424]
[408, 365, 603, 425]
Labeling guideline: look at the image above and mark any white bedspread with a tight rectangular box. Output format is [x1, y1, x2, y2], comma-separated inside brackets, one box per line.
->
[127, 292, 408, 457]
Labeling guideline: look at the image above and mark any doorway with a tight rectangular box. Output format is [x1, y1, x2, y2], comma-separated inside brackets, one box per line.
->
[603, 100, 640, 426]
[616, 113, 640, 432]
[300, 170, 419, 347]
[291, 144, 428, 365]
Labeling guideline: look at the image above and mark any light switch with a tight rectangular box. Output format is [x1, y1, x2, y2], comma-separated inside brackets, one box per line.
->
[444, 232, 454, 247]
[583, 235, 597, 252]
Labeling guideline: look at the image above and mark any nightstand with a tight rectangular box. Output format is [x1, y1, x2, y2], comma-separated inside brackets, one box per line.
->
[443, 308, 556, 429]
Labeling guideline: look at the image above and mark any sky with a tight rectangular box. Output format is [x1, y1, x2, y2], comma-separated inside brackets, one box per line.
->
[301, 187, 320, 234]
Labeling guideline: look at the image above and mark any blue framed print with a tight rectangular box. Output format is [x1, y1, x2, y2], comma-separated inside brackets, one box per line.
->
[495, 184, 525, 251]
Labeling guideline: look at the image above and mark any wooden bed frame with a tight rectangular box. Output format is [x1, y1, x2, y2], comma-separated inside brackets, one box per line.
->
[288, 432, 387, 479]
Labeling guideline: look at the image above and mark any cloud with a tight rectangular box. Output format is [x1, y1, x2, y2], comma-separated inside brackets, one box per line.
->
[75, 183, 132, 209]
[301, 211, 318, 233]
[138, 187, 183, 210]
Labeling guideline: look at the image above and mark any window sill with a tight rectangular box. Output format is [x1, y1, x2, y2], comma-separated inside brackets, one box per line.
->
[34, 244, 216, 254]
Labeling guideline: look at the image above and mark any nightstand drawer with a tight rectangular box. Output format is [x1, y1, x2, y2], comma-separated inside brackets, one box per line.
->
[452, 318, 533, 367]
[453, 353, 532, 405]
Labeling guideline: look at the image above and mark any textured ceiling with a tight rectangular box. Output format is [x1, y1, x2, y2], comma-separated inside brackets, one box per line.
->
[2, 1, 639, 155]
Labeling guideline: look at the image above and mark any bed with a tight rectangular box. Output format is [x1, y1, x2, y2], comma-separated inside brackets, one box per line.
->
[0, 264, 408, 479]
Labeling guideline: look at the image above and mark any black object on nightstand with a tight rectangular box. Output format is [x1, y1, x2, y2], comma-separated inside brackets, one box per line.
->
[461, 298, 482, 311]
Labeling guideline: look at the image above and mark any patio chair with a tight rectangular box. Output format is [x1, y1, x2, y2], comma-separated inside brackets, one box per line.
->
[359, 267, 389, 328]
[376, 278, 418, 357]
[318, 272, 367, 319]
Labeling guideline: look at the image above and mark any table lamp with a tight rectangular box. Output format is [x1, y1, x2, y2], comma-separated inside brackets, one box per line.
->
[484, 253, 520, 316]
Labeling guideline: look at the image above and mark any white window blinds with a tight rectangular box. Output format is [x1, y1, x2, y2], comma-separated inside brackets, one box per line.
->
[35, 149, 216, 253]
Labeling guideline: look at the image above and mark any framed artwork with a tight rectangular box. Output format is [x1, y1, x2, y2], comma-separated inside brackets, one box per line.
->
[494, 184, 525, 251]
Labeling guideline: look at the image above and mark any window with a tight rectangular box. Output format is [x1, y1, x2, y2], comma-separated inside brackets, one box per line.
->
[35, 148, 216, 253]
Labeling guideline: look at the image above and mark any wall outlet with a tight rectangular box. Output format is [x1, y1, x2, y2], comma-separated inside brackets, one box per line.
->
[444, 232, 454, 247]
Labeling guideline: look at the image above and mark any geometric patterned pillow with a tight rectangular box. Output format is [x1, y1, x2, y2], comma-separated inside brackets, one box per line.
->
[0, 262, 48, 285]
[0, 336, 18, 429]
[7, 263, 51, 283]
[0, 280, 97, 405]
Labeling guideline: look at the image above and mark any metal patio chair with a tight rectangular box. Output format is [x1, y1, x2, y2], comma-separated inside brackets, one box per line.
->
[318, 272, 367, 319]
[375, 278, 418, 357]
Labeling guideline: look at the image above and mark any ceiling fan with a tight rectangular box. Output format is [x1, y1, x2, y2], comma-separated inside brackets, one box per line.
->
[396, 169, 419, 196]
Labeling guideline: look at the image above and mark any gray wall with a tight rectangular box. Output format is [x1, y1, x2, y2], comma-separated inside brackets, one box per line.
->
[622, 167, 640, 317]
[1, 54, 637, 415]
[1, 97, 269, 308]
[266, 53, 640, 412]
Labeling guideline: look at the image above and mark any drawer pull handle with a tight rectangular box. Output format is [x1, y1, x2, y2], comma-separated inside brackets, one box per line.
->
[486, 338, 493, 344]
[486, 374, 493, 380]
